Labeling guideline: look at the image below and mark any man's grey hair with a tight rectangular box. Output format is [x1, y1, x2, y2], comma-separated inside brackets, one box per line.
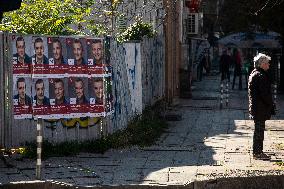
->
[253, 53, 271, 68]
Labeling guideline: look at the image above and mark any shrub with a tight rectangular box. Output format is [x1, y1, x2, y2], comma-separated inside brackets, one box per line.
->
[117, 18, 156, 43]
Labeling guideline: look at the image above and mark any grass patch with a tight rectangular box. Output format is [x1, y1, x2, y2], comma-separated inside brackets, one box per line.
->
[22, 101, 168, 159]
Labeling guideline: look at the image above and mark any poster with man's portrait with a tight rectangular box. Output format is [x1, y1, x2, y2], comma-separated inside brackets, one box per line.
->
[31, 36, 49, 78]
[66, 37, 88, 76]
[86, 38, 105, 76]
[11, 35, 32, 76]
[88, 77, 105, 117]
[32, 78, 50, 119]
[13, 76, 32, 119]
[47, 37, 68, 76]
[104, 76, 114, 116]
[49, 78, 69, 119]
[68, 77, 89, 118]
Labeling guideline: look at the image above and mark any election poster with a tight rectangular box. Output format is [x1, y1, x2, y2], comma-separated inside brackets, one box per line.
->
[11, 35, 32, 76]
[86, 38, 105, 76]
[68, 77, 89, 118]
[49, 78, 69, 119]
[13, 76, 32, 119]
[66, 37, 88, 76]
[31, 36, 49, 78]
[32, 78, 50, 119]
[88, 77, 105, 117]
[104, 76, 114, 116]
[47, 37, 68, 77]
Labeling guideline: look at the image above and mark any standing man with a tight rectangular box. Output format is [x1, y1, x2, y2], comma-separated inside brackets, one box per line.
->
[248, 53, 275, 160]
[91, 39, 103, 65]
[52, 39, 66, 64]
[74, 78, 88, 104]
[54, 79, 67, 105]
[34, 79, 50, 105]
[73, 39, 86, 65]
[13, 36, 31, 64]
[14, 77, 32, 105]
[33, 37, 49, 64]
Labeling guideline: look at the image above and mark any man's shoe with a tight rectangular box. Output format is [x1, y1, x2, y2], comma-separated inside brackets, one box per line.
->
[253, 153, 271, 160]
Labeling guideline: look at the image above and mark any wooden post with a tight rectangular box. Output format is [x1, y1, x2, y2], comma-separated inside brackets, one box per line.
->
[226, 80, 229, 106]
[36, 117, 43, 180]
[220, 82, 223, 109]
[273, 83, 277, 104]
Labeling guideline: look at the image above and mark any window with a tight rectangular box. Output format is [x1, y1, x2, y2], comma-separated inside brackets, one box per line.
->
[188, 13, 198, 34]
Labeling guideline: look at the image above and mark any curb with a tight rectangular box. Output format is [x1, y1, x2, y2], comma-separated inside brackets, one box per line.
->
[2, 175, 284, 189]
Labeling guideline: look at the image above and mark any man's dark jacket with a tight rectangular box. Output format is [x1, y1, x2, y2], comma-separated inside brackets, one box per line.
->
[32, 54, 49, 64]
[13, 53, 32, 64]
[33, 96, 50, 106]
[76, 95, 89, 105]
[14, 94, 32, 105]
[248, 68, 273, 121]
[219, 54, 231, 73]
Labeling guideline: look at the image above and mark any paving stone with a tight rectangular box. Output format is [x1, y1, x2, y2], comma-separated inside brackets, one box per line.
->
[168, 166, 197, 184]
[141, 168, 169, 184]
[172, 151, 199, 166]
[112, 168, 142, 182]
[0, 173, 9, 184]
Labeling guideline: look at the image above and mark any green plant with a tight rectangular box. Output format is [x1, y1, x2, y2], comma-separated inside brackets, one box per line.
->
[0, 0, 107, 35]
[21, 100, 168, 158]
[0, 0, 163, 41]
[117, 18, 156, 43]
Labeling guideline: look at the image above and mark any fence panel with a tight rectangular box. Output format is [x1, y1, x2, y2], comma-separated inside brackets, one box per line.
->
[0, 32, 4, 147]
[141, 35, 165, 107]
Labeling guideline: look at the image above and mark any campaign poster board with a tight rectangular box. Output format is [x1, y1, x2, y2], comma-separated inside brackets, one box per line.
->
[11, 35, 112, 121]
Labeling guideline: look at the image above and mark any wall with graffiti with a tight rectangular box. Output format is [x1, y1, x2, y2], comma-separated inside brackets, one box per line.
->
[109, 36, 165, 132]
[141, 36, 165, 107]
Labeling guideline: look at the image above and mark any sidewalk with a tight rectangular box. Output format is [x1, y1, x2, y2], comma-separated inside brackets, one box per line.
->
[1, 72, 284, 187]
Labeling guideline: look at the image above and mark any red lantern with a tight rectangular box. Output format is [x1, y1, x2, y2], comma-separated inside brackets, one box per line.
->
[185, 0, 200, 13]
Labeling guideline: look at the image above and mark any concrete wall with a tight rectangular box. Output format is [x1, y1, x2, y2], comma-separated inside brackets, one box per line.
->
[109, 36, 165, 132]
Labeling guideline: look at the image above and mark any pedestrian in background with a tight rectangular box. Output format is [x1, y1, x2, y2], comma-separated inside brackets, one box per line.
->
[219, 48, 231, 81]
[197, 53, 207, 81]
[242, 53, 253, 89]
[232, 48, 242, 90]
[248, 53, 276, 160]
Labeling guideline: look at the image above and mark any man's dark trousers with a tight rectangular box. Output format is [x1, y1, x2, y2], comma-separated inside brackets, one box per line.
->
[253, 120, 265, 154]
